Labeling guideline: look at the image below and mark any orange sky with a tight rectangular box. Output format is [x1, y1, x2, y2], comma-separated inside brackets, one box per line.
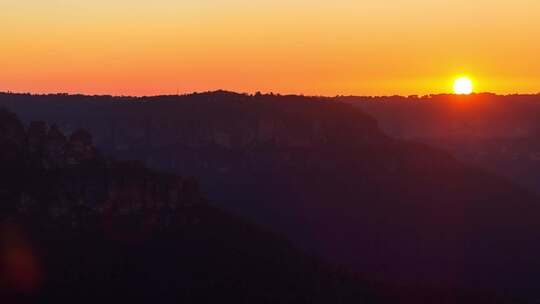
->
[2, 0, 540, 96]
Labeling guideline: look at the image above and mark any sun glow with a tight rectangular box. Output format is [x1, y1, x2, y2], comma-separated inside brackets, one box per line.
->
[454, 77, 473, 95]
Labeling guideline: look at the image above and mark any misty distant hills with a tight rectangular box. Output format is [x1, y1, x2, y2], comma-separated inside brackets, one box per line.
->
[339, 93, 540, 194]
[1, 91, 540, 302]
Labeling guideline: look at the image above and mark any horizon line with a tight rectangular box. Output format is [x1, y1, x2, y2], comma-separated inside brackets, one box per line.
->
[2, 89, 540, 99]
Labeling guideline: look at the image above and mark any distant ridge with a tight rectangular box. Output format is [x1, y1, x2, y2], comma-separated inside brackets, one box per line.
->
[1, 89, 539, 99]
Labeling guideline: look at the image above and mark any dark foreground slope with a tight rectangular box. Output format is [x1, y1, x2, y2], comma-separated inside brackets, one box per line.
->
[1, 92, 540, 302]
[0, 109, 371, 303]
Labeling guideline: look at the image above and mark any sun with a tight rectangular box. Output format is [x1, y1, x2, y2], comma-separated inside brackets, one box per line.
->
[453, 77, 473, 95]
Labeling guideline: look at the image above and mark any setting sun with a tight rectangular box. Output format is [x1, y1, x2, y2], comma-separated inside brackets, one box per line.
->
[454, 77, 474, 95]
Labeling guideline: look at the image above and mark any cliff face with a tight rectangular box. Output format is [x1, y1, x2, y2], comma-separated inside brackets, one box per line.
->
[0, 92, 384, 152]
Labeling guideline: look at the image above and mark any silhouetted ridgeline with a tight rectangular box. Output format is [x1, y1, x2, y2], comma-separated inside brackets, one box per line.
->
[1, 92, 539, 302]
[338, 93, 540, 194]
[0, 108, 372, 303]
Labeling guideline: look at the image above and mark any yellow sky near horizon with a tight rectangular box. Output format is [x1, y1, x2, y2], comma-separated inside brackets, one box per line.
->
[1, 0, 540, 96]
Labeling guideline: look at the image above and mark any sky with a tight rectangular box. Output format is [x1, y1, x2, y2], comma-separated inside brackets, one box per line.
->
[1, 0, 540, 96]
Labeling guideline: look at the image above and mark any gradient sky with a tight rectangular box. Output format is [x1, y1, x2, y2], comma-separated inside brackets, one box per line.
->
[2, 0, 540, 96]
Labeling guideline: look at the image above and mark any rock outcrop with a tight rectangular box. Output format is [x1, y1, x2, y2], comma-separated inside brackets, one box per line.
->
[0, 110, 204, 233]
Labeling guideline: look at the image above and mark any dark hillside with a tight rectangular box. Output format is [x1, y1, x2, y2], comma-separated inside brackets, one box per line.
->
[0, 108, 370, 303]
[1, 92, 539, 302]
